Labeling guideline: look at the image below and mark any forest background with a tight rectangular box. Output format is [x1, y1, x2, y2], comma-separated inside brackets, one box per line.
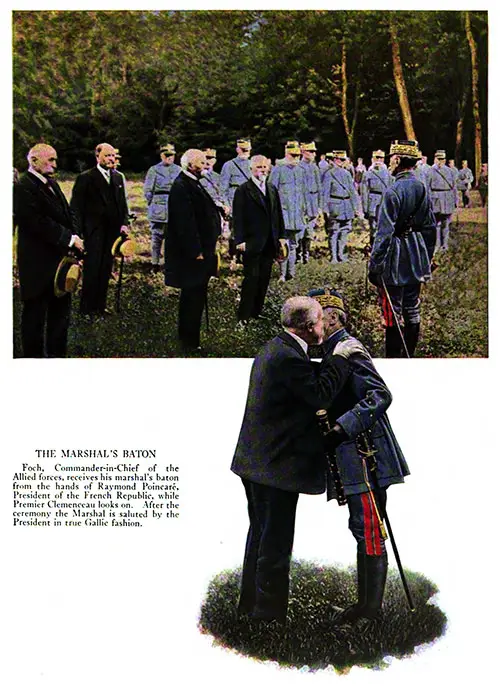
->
[12, 9, 488, 177]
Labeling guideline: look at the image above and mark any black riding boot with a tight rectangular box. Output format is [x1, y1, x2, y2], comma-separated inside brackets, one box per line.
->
[333, 552, 388, 624]
[302, 238, 311, 263]
[403, 323, 420, 358]
[385, 326, 402, 358]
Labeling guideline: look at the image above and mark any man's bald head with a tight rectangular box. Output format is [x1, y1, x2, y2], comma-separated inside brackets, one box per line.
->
[95, 142, 116, 169]
[27, 144, 58, 177]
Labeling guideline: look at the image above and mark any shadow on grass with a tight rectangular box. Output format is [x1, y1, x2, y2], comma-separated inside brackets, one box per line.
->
[198, 559, 447, 673]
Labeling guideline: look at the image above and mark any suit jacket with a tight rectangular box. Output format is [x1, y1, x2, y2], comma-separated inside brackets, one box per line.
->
[231, 331, 350, 494]
[232, 178, 285, 254]
[15, 172, 76, 301]
[323, 328, 410, 499]
[164, 172, 221, 289]
[69, 167, 129, 241]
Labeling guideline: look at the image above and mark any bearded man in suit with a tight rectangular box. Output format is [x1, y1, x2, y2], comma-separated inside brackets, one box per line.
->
[70, 142, 129, 317]
[15, 143, 84, 357]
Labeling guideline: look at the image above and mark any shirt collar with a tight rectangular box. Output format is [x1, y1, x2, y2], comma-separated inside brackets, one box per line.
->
[28, 167, 48, 184]
[251, 175, 266, 191]
[183, 169, 199, 181]
[97, 164, 111, 179]
[285, 330, 308, 356]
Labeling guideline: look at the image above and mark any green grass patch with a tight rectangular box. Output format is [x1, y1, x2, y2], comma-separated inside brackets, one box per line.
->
[198, 559, 447, 673]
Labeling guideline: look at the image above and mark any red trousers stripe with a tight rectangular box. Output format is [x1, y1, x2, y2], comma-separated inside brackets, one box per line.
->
[378, 286, 394, 327]
[361, 492, 383, 556]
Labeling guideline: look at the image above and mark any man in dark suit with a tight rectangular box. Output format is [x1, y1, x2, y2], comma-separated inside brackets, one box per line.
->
[70, 142, 129, 317]
[309, 287, 410, 625]
[233, 155, 286, 326]
[15, 143, 84, 357]
[165, 149, 221, 352]
[231, 296, 366, 623]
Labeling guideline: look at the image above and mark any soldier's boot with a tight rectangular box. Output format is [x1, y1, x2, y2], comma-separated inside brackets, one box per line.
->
[333, 552, 387, 625]
[403, 323, 420, 358]
[441, 219, 450, 251]
[302, 238, 311, 264]
[328, 231, 338, 263]
[385, 326, 402, 358]
[296, 239, 302, 263]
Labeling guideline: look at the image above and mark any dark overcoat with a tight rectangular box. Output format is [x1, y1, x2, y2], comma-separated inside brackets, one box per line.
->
[232, 178, 285, 254]
[70, 167, 128, 241]
[15, 172, 76, 301]
[164, 172, 221, 289]
[323, 329, 410, 499]
[231, 332, 350, 494]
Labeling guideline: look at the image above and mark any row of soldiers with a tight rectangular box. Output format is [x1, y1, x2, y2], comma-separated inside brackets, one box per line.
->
[142, 138, 483, 282]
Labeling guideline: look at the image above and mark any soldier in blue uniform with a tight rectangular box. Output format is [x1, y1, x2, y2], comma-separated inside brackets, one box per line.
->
[428, 150, 457, 250]
[220, 138, 252, 263]
[143, 143, 181, 270]
[457, 159, 474, 208]
[318, 154, 330, 174]
[360, 150, 392, 244]
[298, 141, 323, 263]
[269, 141, 307, 282]
[322, 150, 362, 263]
[415, 154, 431, 186]
[309, 287, 410, 624]
[369, 140, 437, 357]
[320, 152, 335, 181]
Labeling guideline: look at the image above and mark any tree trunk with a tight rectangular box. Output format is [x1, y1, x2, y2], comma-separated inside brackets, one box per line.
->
[389, 18, 416, 140]
[455, 86, 469, 164]
[340, 39, 361, 160]
[465, 11, 482, 180]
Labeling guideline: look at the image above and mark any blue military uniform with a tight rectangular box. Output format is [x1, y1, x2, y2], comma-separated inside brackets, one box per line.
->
[369, 140, 437, 358]
[309, 288, 409, 623]
[298, 141, 323, 263]
[427, 151, 457, 250]
[220, 139, 252, 260]
[269, 142, 307, 280]
[322, 151, 360, 262]
[414, 159, 431, 186]
[360, 153, 392, 243]
[143, 145, 181, 266]
[457, 163, 474, 208]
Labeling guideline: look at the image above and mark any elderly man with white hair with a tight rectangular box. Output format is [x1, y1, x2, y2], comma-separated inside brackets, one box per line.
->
[14, 143, 83, 356]
[164, 149, 222, 353]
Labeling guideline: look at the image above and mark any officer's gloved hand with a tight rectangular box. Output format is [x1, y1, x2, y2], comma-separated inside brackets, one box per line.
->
[368, 271, 382, 286]
[333, 338, 369, 360]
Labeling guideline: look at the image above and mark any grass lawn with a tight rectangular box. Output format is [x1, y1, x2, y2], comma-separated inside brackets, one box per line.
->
[198, 559, 447, 672]
[12, 177, 487, 358]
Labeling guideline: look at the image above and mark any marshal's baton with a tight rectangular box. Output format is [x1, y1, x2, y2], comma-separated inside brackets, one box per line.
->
[381, 277, 411, 359]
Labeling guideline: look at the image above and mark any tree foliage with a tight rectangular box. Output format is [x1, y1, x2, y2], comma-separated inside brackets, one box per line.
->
[13, 10, 487, 171]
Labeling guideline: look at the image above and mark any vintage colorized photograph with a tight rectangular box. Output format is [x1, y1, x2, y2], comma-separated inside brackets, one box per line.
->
[12, 9, 487, 358]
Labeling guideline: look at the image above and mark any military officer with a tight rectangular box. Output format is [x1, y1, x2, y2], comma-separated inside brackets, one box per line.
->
[457, 159, 474, 208]
[360, 150, 392, 244]
[428, 150, 457, 250]
[298, 141, 323, 263]
[143, 143, 181, 270]
[369, 140, 437, 358]
[322, 150, 362, 263]
[415, 154, 431, 186]
[220, 138, 252, 262]
[354, 157, 366, 191]
[309, 287, 410, 624]
[320, 152, 335, 181]
[269, 141, 307, 282]
[318, 154, 330, 174]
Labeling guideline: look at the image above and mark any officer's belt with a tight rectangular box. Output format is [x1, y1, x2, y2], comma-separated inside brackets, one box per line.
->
[430, 188, 448, 191]
[369, 190, 382, 195]
[230, 183, 241, 187]
[153, 190, 170, 195]
[330, 195, 350, 200]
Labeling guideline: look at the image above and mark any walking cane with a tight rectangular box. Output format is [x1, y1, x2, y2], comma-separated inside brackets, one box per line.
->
[115, 253, 125, 314]
[381, 277, 411, 359]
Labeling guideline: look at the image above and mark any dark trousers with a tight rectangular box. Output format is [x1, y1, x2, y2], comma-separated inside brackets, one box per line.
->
[238, 244, 274, 321]
[347, 488, 387, 556]
[378, 283, 422, 327]
[80, 229, 116, 315]
[21, 287, 71, 357]
[178, 280, 208, 348]
[238, 479, 299, 622]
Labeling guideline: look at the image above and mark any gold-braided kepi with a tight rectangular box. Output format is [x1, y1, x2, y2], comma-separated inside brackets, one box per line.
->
[308, 287, 345, 311]
[160, 143, 176, 155]
[301, 141, 317, 152]
[389, 140, 422, 159]
[332, 150, 347, 160]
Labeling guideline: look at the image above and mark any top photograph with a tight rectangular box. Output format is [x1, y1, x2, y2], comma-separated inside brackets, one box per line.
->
[12, 9, 488, 359]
